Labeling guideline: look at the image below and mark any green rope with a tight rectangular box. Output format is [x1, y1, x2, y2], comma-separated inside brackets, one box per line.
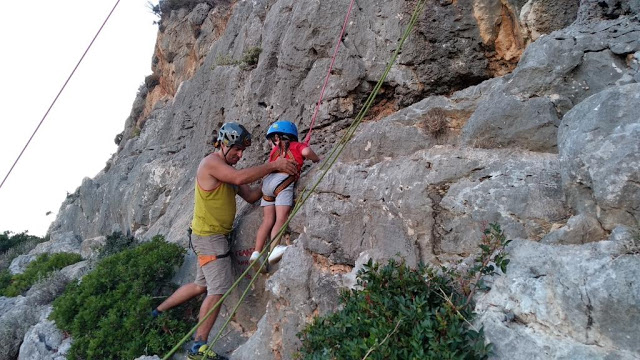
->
[161, 1, 425, 358]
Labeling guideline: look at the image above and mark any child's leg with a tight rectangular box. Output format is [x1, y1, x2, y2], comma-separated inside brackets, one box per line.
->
[270, 205, 292, 250]
[255, 205, 276, 253]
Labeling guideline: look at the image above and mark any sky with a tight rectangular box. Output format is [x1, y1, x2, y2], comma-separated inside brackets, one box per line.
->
[0, 0, 159, 237]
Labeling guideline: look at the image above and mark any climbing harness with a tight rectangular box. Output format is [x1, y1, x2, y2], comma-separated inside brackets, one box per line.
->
[261, 145, 298, 202]
[188, 227, 231, 267]
[162, 0, 426, 358]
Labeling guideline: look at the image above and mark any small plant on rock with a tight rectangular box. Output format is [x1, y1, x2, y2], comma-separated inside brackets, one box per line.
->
[240, 47, 262, 69]
[421, 107, 449, 138]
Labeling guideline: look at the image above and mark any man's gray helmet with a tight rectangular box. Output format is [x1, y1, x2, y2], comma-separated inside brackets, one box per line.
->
[215, 122, 252, 148]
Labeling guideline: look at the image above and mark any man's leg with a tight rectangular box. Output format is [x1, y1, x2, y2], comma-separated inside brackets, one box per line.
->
[193, 294, 224, 342]
[156, 282, 207, 312]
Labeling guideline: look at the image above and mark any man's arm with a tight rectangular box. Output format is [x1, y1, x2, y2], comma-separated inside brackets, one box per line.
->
[237, 184, 262, 203]
[205, 155, 298, 186]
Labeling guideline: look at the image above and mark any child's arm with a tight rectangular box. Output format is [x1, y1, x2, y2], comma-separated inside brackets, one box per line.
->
[301, 146, 320, 163]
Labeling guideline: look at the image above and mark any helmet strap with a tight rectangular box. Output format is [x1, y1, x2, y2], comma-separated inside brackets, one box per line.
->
[222, 145, 232, 165]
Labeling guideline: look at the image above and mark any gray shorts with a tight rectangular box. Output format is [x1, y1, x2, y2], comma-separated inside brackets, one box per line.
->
[192, 234, 233, 296]
[261, 172, 295, 207]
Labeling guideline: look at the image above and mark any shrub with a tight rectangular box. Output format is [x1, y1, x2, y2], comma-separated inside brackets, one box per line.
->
[0, 252, 82, 297]
[50, 236, 197, 360]
[213, 47, 263, 70]
[240, 47, 262, 68]
[150, 0, 214, 19]
[0, 231, 47, 269]
[215, 54, 239, 66]
[420, 107, 448, 138]
[297, 223, 510, 360]
[98, 231, 137, 259]
[0, 269, 11, 291]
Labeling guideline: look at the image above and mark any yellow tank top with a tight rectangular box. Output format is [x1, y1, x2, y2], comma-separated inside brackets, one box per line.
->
[191, 180, 237, 236]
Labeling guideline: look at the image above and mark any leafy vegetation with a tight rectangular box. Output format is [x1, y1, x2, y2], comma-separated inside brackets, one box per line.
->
[50, 235, 197, 360]
[0, 252, 82, 297]
[213, 47, 263, 70]
[0, 269, 11, 292]
[98, 231, 137, 259]
[149, 0, 214, 19]
[0, 231, 42, 253]
[0, 231, 47, 269]
[297, 223, 511, 360]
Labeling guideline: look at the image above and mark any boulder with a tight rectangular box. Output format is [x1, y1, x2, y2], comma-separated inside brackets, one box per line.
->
[558, 83, 640, 229]
[80, 235, 106, 259]
[476, 236, 640, 359]
[17, 306, 71, 360]
[541, 214, 607, 245]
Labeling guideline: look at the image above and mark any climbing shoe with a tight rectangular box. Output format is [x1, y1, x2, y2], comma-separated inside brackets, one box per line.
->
[187, 343, 227, 360]
[268, 245, 288, 265]
[250, 251, 268, 273]
[151, 308, 162, 318]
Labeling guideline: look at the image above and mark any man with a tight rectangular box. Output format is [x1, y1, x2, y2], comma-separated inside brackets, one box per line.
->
[152, 122, 298, 360]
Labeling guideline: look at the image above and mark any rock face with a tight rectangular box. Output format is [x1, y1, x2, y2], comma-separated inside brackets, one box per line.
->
[475, 228, 640, 360]
[559, 83, 640, 230]
[0, 268, 87, 360]
[17, 0, 637, 359]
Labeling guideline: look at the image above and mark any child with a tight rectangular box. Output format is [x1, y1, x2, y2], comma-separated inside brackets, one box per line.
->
[250, 120, 320, 268]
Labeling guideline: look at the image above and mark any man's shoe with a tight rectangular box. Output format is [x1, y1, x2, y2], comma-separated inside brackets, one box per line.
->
[268, 245, 288, 265]
[187, 343, 227, 360]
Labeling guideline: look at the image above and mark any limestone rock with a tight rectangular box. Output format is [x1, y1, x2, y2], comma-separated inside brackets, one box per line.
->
[80, 235, 106, 259]
[475, 238, 640, 359]
[17, 306, 71, 360]
[462, 17, 640, 152]
[541, 214, 607, 245]
[558, 83, 640, 229]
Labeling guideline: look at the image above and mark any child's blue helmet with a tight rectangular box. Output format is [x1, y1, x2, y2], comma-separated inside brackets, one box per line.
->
[266, 121, 298, 141]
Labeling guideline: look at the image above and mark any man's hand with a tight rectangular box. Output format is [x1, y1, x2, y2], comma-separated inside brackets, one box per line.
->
[272, 157, 298, 175]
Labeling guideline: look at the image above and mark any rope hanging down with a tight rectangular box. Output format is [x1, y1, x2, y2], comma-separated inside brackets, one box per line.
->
[162, 0, 426, 358]
[0, 0, 122, 192]
[303, 0, 356, 146]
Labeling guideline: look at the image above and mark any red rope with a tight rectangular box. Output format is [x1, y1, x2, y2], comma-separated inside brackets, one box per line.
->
[304, 0, 356, 146]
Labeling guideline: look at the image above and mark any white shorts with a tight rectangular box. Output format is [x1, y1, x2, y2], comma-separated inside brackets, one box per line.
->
[261, 172, 295, 207]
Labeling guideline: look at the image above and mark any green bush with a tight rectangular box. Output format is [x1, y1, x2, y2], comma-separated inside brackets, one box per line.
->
[297, 224, 510, 360]
[50, 235, 197, 360]
[0, 252, 83, 297]
[240, 47, 262, 67]
[150, 0, 213, 19]
[0, 231, 47, 269]
[0, 269, 11, 292]
[98, 231, 137, 259]
[213, 47, 263, 70]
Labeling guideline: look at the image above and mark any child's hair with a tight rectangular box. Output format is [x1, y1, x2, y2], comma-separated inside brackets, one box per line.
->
[268, 133, 292, 153]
